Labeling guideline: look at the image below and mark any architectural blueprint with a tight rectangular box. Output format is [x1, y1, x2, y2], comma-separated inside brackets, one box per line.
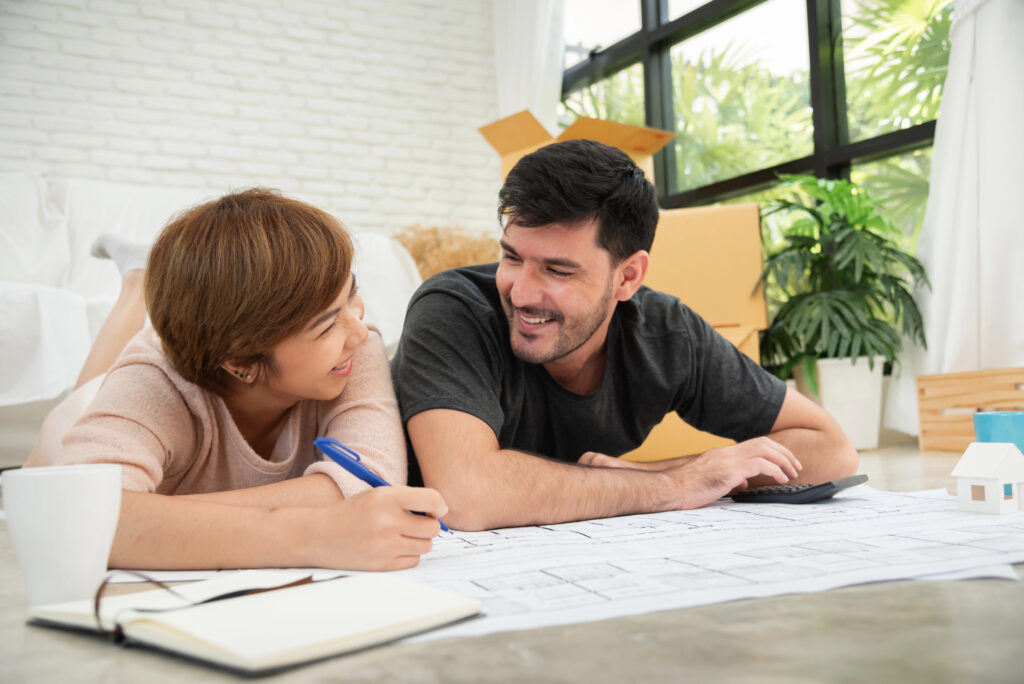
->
[109, 486, 1024, 640]
[394, 486, 1024, 640]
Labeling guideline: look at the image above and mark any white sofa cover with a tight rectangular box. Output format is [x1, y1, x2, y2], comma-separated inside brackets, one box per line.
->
[0, 172, 422, 412]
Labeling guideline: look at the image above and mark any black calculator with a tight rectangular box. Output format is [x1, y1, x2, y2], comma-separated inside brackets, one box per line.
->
[728, 474, 868, 504]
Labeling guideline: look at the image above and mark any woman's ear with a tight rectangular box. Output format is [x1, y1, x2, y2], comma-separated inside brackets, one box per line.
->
[614, 250, 650, 301]
[221, 361, 254, 384]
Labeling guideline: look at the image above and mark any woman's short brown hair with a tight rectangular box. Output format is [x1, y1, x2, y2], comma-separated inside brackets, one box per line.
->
[145, 188, 353, 392]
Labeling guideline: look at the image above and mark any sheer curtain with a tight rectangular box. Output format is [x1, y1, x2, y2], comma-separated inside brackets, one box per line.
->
[492, 0, 565, 132]
[885, 0, 1024, 434]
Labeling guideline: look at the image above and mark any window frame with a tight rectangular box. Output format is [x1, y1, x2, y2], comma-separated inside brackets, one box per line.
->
[561, 0, 939, 208]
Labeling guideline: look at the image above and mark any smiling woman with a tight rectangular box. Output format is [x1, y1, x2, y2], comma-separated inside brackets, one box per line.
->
[23, 189, 447, 572]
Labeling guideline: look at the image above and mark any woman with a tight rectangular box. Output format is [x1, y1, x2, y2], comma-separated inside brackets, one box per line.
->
[26, 188, 445, 571]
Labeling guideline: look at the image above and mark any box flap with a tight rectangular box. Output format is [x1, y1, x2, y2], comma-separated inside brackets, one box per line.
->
[556, 116, 674, 158]
[478, 110, 553, 156]
[714, 324, 758, 349]
[645, 204, 768, 330]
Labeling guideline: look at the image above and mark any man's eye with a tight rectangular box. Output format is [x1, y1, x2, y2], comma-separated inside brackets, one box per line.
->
[502, 253, 521, 262]
[548, 268, 570, 277]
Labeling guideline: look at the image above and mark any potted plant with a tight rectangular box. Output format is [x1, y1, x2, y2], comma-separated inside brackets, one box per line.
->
[758, 174, 929, 449]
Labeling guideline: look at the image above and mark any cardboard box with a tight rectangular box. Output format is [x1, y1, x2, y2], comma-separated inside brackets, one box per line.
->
[624, 203, 768, 461]
[478, 110, 675, 182]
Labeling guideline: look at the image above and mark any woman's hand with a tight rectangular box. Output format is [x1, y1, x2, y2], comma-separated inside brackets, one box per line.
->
[299, 486, 448, 571]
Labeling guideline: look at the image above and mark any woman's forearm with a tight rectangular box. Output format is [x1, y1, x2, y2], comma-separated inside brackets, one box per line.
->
[110, 491, 312, 569]
[179, 473, 344, 508]
[110, 486, 445, 572]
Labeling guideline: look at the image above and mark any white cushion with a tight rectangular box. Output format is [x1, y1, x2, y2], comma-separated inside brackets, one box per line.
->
[350, 233, 423, 356]
[0, 172, 69, 288]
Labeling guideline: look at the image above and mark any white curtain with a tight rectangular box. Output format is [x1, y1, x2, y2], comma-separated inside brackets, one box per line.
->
[885, 0, 1024, 434]
[492, 0, 565, 132]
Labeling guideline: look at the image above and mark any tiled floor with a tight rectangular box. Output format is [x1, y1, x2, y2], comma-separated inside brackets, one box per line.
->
[858, 429, 960, 493]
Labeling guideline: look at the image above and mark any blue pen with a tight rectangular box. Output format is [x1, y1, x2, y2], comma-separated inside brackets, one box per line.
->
[314, 437, 449, 532]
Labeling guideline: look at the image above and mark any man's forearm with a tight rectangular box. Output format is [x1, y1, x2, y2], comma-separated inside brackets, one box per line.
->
[428, 448, 669, 531]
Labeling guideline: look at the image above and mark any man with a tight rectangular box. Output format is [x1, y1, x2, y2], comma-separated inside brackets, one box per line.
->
[391, 139, 857, 531]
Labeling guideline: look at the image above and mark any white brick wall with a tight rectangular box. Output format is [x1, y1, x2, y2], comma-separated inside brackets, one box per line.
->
[0, 0, 502, 235]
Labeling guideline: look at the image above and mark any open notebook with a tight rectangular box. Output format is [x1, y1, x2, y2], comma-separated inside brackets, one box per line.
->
[28, 569, 482, 674]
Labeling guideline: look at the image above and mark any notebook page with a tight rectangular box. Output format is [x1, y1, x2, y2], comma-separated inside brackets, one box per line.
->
[125, 574, 481, 671]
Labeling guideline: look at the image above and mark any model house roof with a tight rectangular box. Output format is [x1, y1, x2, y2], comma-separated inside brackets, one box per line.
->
[951, 442, 1024, 480]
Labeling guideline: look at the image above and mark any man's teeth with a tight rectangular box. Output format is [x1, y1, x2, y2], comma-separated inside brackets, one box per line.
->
[520, 314, 551, 324]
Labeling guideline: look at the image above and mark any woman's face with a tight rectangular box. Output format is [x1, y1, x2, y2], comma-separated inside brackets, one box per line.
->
[262, 273, 368, 403]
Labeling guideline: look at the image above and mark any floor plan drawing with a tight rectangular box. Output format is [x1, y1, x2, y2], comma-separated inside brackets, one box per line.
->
[396, 486, 1024, 640]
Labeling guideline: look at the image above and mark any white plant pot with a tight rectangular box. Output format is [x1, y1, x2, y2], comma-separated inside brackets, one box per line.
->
[792, 356, 885, 450]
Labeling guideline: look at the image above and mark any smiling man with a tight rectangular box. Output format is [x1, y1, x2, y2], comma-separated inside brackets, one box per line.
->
[391, 139, 857, 531]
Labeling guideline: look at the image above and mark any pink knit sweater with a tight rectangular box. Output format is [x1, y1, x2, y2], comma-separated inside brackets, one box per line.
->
[44, 326, 406, 498]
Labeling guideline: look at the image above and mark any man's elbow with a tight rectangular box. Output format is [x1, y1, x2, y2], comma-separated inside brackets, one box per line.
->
[420, 473, 493, 532]
[828, 428, 859, 479]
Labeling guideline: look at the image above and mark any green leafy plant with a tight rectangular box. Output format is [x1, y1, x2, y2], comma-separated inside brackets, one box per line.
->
[758, 174, 929, 393]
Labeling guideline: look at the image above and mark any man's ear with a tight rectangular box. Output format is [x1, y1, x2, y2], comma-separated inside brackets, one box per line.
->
[614, 250, 650, 301]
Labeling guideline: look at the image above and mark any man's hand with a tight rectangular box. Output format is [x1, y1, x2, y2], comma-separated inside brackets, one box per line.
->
[656, 436, 802, 509]
[579, 438, 801, 511]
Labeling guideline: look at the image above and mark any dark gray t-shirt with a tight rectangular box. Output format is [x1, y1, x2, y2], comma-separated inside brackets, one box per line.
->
[391, 264, 786, 481]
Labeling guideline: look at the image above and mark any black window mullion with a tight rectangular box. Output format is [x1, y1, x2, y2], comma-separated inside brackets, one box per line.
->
[806, 0, 849, 179]
[642, 0, 676, 197]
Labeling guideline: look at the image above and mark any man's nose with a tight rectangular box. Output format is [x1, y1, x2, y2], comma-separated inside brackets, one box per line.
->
[508, 267, 543, 309]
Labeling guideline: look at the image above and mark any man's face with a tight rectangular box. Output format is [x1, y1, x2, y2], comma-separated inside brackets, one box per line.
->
[495, 220, 617, 366]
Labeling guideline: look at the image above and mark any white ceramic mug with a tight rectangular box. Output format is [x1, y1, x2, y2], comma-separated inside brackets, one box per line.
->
[0, 464, 121, 606]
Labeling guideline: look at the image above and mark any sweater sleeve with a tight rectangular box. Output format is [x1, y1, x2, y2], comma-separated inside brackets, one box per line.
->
[305, 329, 407, 497]
[59, 362, 198, 493]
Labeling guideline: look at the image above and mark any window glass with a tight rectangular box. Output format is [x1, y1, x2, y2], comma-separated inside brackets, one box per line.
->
[851, 146, 932, 252]
[667, 0, 709, 21]
[842, 0, 954, 141]
[559, 62, 646, 128]
[563, 0, 643, 69]
[669, 0, 812, 193]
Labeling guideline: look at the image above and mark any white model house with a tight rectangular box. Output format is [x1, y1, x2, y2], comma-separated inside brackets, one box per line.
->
[950, 442, 1024, 514]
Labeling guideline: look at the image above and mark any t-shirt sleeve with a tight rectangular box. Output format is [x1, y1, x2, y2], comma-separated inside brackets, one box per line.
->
[675, 308, 787, 441]
[391, 290, 506, 438]
[60, 363, 196, 492]
[308, 329, 408, 496]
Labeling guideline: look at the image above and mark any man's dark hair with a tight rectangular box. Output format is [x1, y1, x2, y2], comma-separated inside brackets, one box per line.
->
[497, 139, 659, 262]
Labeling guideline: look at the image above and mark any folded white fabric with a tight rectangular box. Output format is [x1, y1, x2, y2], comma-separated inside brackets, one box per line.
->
[0, 283, 91, 407]
[0, 171, 69, 288]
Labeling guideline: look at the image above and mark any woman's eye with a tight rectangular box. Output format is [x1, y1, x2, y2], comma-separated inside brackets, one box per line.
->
[318, 321, 337, 338]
